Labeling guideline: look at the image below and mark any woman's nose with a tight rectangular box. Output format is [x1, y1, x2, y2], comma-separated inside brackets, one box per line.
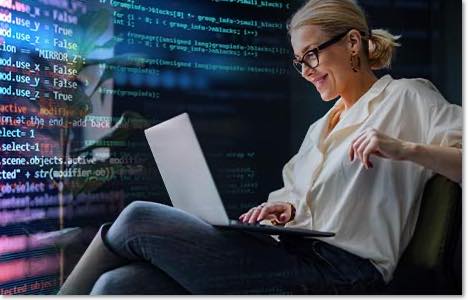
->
[301, 63, 315, 78]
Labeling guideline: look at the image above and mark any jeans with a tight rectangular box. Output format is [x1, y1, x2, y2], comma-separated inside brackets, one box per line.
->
[90, 201, 384, 294]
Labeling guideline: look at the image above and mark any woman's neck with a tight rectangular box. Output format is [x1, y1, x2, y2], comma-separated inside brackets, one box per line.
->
[340, 71, 378, 110]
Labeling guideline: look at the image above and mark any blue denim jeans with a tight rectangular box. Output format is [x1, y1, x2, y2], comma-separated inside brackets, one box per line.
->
[90, 201, 384, 294]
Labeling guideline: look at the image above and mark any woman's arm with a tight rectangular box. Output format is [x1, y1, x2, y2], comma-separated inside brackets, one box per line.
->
[349, 128, 462, 183]
[403, 142, 462, 183]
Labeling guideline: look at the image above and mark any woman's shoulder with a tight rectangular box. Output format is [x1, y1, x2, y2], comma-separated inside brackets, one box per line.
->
[385, 76, 448, 107]
[387, 77, 440, 95]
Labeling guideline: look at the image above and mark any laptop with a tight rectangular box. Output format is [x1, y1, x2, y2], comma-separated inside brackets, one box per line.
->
[144, 113, 335, 238]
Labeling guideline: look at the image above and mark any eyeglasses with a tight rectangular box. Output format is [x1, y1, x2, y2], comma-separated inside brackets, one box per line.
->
[292, 30, 351, 75]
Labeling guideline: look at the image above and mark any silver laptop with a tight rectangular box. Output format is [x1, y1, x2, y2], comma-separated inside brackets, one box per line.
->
[144, 113, 334, 238]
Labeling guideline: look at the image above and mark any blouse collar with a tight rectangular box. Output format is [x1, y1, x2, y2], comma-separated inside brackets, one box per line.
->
[317, 75, 394, 149]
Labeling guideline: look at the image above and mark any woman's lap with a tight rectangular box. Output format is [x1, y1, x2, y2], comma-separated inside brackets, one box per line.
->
[99, 200, 383, 294]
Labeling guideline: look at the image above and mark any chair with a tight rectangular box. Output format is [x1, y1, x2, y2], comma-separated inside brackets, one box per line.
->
[386, 175, 462, 294]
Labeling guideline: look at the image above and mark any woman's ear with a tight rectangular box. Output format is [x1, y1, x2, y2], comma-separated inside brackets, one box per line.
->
[347, 29, 362, 54]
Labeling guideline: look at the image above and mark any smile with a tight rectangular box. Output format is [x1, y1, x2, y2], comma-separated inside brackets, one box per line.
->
[312, 74, 328, 87]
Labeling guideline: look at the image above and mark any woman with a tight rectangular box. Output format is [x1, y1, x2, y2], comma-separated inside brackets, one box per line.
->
[59, 0, 462, 295]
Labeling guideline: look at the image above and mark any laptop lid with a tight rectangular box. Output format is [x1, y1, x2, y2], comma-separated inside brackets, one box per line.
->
[144, 113, 230, 226]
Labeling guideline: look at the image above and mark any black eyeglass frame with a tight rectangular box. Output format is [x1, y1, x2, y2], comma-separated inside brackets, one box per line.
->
[293, 29, 364, 74]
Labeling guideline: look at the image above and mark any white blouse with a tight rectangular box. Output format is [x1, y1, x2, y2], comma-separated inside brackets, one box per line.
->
[267, 75, 462, 283]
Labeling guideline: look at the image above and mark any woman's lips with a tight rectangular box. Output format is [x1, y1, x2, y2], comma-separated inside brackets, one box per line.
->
[313, 74, 328, 89]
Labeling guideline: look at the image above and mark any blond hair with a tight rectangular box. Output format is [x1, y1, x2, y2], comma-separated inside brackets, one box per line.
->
[287, 0, 401, 70]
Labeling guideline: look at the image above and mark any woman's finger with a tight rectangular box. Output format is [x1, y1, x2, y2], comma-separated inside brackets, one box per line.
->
[278, 212, 290, 223]
[240, 207, 255, 223]
[350, 132, 368, 162]
[362, 139, 379, 169]
[356, 136, 372, 167]
[248, 206, 263, 223]
[257, 203, 286, 222]
[360, 142, 376, 169]
[352, 134, 369, 165]
[349, 131, 367, 161]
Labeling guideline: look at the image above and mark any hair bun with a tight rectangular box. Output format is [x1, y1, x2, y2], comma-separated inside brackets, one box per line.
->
[368, 29, 401, 70]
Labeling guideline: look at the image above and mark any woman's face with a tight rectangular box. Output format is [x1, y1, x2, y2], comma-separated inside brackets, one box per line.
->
[291, 25, 353, 101]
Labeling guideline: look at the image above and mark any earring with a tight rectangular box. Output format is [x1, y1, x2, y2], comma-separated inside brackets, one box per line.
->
[350, 53, 361, 72]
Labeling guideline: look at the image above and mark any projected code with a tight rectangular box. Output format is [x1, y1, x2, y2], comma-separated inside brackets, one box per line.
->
[0, 0, 293, 295]
[0, 0, 102, 294]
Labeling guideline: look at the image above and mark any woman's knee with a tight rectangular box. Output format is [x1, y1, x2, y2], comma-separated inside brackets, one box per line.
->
[107, 200, 211, 250]
[119, 201, 152, 222]
[108, 201, 177, 241]
[114, 201, 166, 228]
[90, 269, 125, 295]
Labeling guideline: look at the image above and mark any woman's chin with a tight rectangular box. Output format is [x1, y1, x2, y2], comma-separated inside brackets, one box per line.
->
[319, 92, 338, 102]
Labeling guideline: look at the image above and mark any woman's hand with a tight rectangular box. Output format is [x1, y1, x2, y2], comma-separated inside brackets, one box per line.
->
[238, 202, 294, 225]
[348, 128, 411, 169]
